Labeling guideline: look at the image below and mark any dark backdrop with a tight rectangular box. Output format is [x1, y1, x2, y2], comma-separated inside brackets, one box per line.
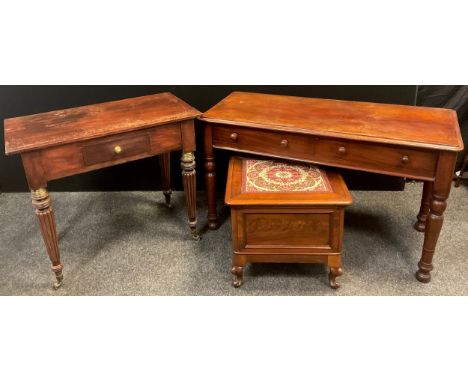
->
[0, 85, 418, 192]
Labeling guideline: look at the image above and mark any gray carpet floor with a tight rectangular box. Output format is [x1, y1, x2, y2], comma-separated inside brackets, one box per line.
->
[1, 182, 467, 295]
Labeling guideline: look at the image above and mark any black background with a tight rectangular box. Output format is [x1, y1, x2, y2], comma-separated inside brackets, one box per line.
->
[0, 85, 419, 192]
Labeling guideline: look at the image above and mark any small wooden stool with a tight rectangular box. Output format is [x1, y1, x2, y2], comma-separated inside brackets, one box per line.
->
[225, 157, 352, 289]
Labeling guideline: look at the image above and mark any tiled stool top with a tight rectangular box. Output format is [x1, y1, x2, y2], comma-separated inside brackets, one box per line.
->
[242, 158, 332, 193]
[225, 157, 352, 206]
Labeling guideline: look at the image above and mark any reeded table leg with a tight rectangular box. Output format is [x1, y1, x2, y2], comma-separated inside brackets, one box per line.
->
[159, 152, 172, 208]
[204, 123, 218, 230]
[414, 181, 433, 232]
[181, 151, 200, 240]
[416, 152, 457, 283]
[31, 188, 63, 289]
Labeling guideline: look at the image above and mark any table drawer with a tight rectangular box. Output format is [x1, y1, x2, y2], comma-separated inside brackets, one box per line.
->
[41, 123, 183, 180]
[81, 133, 151, 166]
[212, 125, 316, 161]
[315, 138, 437, 179]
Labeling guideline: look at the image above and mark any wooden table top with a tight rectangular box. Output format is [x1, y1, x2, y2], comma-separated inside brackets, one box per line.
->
[200, 92, 464, 152]
[4, 92, 201, 155]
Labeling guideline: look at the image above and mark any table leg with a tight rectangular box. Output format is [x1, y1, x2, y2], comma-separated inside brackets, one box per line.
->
[416, 152, 457, 283]
[181, 151, 200, 240]
[31, 188, 63, 289]
[454, 151, 468, 187]
[414, 181, 433, 232]
[158, 152, 172, 208]
[204, 123, 218, 229]
[231, 266, 244, 288]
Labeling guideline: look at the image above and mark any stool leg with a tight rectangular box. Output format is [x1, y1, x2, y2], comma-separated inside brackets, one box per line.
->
[231, 266, 244, 288]
[231, 254, 245, 288]
[328, 255, 343, 289]
[328, 267, 343, 289]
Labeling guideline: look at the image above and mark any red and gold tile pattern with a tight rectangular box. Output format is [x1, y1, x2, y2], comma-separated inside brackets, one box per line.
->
[241, 158, 332, 193]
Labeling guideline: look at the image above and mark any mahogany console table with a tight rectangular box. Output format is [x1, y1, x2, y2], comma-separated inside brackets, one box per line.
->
[200, 92, 464, 283]
[4, 92, 201, 289]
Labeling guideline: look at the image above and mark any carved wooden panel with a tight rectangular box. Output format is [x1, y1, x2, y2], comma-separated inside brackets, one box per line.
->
[233, 208, 343, 255]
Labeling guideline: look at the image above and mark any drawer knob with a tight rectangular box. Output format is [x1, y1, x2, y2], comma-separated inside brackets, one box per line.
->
[114, 145, 122, 154]
[338, 146, 347, 155]
[280, 139, 288, 148]
[401, 155, 409, 164]
[230, 133, 238, 142]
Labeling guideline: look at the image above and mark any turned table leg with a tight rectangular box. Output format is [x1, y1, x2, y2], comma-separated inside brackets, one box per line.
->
[181, 151, 200, 240]
[158, 152, 172, 208]
[416, 152, 457, 283]
[204, 123, 218, 230]
[31, 188, 63, 289]
[414, 181, 433, 232]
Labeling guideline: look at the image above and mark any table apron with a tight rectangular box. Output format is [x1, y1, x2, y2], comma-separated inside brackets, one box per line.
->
[34, 123, 183, 181]
[211, 124, 440, 181]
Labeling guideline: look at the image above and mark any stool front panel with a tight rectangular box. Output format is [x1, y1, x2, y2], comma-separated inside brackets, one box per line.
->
[231, 207, 344, 256]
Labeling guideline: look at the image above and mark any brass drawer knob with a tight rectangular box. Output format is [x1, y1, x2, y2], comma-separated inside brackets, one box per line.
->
[401, 155, 409, 164]
[338, 146, 347, 155]
[114, 145, 122, 154]
[280, 139, 288, 148]
[230, 133, 238, 142]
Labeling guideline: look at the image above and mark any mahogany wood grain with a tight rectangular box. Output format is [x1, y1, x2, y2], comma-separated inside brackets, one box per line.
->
[4, 92, 201, 289]
[202, 91, 463, 151]
[4, 92, 200, 155]
[314, 137, 437, 180]
[214, 124, 438, 181]
[212, 124, 317, 162]
[226, 157, 350, 288]
[202, 91, 464, 284]
[40, 123, 182, 181]
[82, 133, 150, 166]
[225, 155, 351, 207]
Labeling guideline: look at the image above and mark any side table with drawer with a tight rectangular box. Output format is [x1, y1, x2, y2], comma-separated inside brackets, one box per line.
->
[4, 92, 201, 289]
[202, 91, 464, 284]
[225, 156, 352, 288]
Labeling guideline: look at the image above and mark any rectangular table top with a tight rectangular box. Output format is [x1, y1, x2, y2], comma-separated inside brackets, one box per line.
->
[200, 92, 463, 152]
[4, 92, 201, 155]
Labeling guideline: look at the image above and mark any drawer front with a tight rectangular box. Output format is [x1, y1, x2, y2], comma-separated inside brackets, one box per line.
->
[212, 124, 437, 180]
[233, 208, 343, 255]
[212, 125, 316, 161]
[41, 123, 182, 180]
[315, 138, 437, 180]
[82, 134, 150, 166]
